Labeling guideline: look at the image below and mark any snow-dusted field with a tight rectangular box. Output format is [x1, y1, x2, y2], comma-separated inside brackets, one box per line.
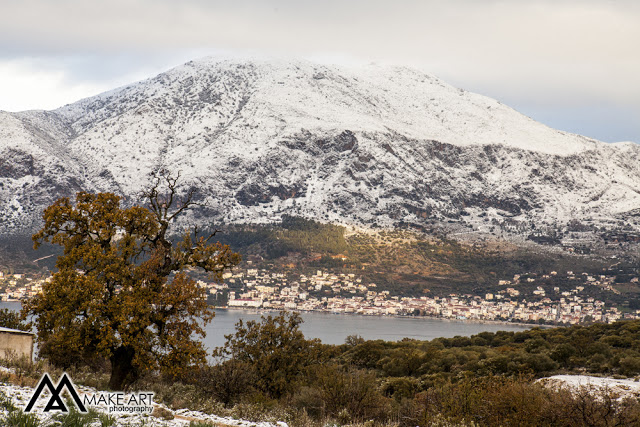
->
[0, 380, 287, 427]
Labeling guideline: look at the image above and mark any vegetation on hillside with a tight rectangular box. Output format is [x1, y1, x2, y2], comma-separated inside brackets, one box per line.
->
[212, 219, 639, 305]
[182, 316, 640, 426]
[4, 313, 640, 426]
[4, 215, 639, 305]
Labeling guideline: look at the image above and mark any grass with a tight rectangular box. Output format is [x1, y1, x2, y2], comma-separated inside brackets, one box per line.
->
[51, 404, 116, 427]
[0, 363, 116, 427]
[0, 390, 117, 427]
[0, 389, 18, 412]
[0, 390, 40, 427]
[2, 410, 41, 427]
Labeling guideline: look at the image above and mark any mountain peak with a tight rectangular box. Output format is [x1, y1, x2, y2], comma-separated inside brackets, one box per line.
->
[2, 57, 639, 252]
[56, 57, 597, 157]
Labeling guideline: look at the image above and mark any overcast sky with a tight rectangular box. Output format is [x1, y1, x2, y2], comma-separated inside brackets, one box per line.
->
[1, 0, 638, 143]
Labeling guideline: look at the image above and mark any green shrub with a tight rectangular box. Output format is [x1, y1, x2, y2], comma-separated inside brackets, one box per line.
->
[213, 311, 328, 398]
[310, 365, 390, 423]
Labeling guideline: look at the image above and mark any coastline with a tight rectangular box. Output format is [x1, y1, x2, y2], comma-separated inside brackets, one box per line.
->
[214, 306, 548, 330]
[0, 300, 552, 331]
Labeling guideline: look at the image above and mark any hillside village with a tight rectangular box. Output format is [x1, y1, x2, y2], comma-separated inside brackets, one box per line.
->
[214, 267, 638, 325]
[0, 271, 47, 301]
[1, 268, 638, 326]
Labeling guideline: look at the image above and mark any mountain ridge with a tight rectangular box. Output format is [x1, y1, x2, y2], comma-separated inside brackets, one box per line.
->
[1, 57, 639, 256]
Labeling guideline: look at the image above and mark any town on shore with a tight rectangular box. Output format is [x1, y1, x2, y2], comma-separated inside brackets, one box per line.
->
[2, 267, 639, 326]
[216, 267, 638, 325]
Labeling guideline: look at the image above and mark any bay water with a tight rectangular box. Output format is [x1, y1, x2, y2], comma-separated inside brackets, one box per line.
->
[2, 302, 532, 350]
[205, 308, 532, 349]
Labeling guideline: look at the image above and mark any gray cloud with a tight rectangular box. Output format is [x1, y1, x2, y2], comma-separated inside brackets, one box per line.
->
[1, 0, 638, 141]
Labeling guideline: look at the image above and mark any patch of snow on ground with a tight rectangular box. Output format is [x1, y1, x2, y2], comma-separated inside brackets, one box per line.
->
[0, 380, 287, 427]
[541, 375, 640, 400]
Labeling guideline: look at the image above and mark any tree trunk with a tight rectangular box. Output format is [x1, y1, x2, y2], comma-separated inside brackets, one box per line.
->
[109, 346, 138, 390]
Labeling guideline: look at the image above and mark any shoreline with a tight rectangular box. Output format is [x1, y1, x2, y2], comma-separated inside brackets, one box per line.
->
[214, 306, 550, 330]
[0, 300, 555, 330]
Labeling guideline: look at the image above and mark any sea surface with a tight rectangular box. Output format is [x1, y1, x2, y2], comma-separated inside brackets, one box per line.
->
[2, 301, 533, 349]
[204, 308, 533, 349]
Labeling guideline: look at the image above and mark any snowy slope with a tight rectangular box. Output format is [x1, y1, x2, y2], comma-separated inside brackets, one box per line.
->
[0, 379, 286, 426]
[1, 57, 639, 247]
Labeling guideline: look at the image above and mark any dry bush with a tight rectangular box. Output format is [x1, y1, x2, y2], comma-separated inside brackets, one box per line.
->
[184, 360, 256, 407]
[301, 364, 391, 424]
[404, 375, 640, 427]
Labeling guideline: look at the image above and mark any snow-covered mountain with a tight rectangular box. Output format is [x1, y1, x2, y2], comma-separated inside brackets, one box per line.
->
[2, 57, 639, 248]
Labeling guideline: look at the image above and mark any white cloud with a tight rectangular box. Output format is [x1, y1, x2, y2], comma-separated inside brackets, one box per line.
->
[1, 1, 637, 105]
[0, 60, 108, 112]
[0, 54, 206, 111]
[0, 0, 638, 141]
